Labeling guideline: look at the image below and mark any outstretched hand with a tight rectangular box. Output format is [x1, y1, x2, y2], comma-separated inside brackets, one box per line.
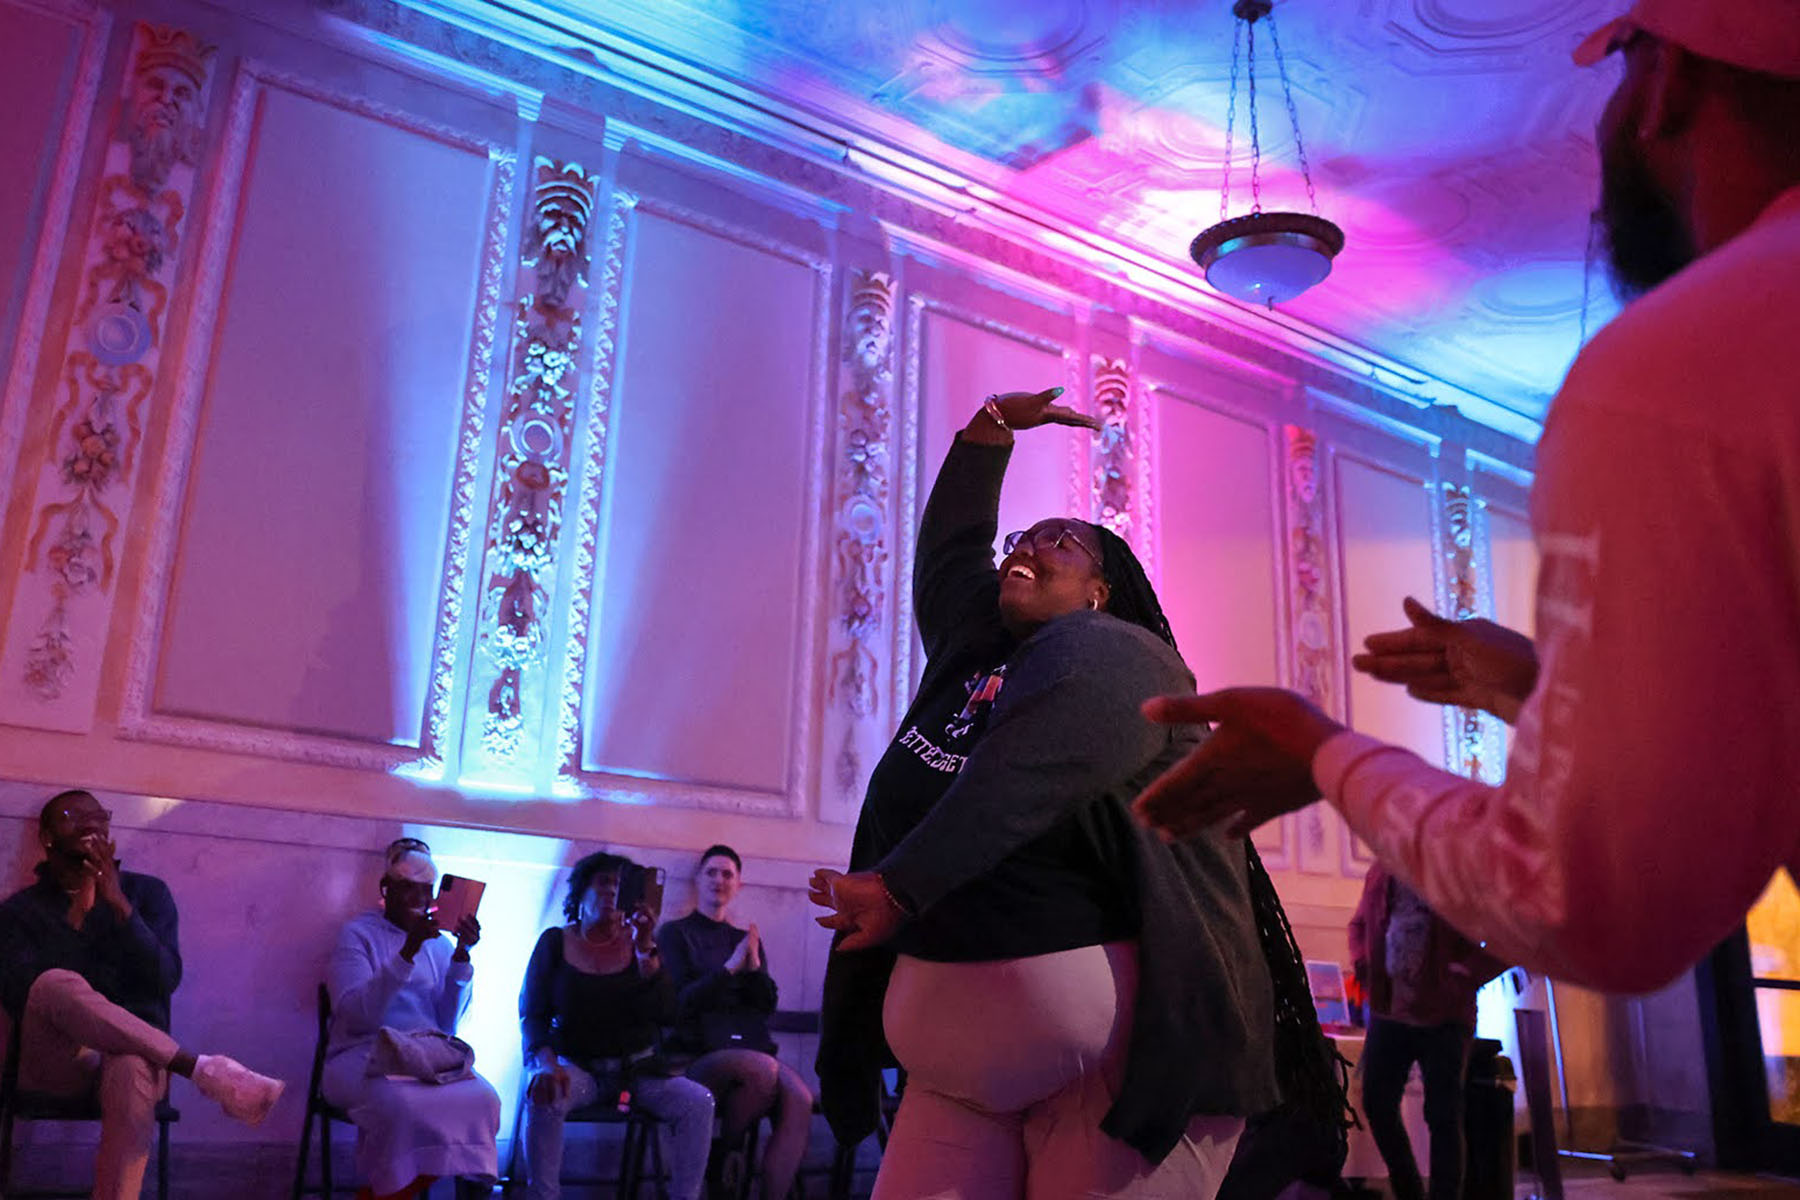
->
[1132, 687, 1344, 841]
[966, 386, 1102, 444]
[1351, 596, 1539, 723]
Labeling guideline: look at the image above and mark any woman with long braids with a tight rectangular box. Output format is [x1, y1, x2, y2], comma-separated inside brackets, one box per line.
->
[811, 387, 1345, 1198]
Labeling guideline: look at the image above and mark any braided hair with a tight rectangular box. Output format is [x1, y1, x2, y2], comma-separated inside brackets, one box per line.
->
[1084, 521, 1356, 1149]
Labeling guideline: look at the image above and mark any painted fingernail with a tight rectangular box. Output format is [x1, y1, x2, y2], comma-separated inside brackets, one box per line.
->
[1050, 386, 1065, 396]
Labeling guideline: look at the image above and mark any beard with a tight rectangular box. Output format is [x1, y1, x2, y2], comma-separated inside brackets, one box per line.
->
[1595, 124, 1696, 302]
[128, 118, 182, 192]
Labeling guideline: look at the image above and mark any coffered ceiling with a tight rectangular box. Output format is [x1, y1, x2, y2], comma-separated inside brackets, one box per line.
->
[471, 0, 1632, 431]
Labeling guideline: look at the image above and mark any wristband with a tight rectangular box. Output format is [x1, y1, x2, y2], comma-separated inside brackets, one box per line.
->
[875, 872, 916, 918]
[981, 395, 1009, 431]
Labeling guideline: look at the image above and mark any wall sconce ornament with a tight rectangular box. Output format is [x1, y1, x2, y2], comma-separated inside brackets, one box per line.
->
[829, 270, 896, 797]
[19, 25, 215, 702]
[478, 158, 598, 759]
[1090, 358, 1132, 540]
[1189, 0, 1343, 307]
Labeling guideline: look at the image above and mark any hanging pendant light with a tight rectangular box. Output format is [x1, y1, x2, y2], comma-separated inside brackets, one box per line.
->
[1190, 0, 1344, 307]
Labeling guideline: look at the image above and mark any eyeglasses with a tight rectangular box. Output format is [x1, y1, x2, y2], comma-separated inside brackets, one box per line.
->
[1003, 525, 1101, 570]
[46, 805, 110, 827]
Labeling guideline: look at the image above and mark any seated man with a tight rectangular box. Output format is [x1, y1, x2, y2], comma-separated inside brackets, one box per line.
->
[0, 789, 284, 1200]
[659, 845, 812, 1200]
[325, 837, 498, 1200]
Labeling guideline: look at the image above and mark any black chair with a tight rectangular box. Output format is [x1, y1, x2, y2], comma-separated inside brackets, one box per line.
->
[0, 1006, 180, 1199]
[291, 983, 357, 1199]
[504, 1074, 667, 1198]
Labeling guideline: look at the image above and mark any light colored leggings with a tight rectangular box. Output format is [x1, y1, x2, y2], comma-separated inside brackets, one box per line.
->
[522, 1058, 715, 1200]
[875, 942, 1243, 1200]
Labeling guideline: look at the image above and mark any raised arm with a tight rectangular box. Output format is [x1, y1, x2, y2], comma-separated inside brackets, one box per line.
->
[913, 388, 1100, 658]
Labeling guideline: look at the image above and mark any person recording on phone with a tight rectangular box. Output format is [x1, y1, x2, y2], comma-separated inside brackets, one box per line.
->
[519, 852, 713, 1200]
[0, 789, 284, 1200]
[323, 837, 499, 1200]
[659, 844, 813, 1200]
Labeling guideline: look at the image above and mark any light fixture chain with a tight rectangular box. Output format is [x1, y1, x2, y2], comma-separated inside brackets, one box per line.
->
[1265, 6, 1318, 215]
[1246, 17, 1262, 214]
[1222, 16, 1241, 223]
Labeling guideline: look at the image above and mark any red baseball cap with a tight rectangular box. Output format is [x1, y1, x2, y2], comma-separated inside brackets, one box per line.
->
[1574, 0, 1800, 79]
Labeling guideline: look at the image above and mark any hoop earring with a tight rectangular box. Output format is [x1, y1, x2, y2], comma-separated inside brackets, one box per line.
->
[1088, 597, 1100, 611]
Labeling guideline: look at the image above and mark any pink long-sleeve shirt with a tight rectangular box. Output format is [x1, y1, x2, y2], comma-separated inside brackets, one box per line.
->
[1315, 185, 1800, 995]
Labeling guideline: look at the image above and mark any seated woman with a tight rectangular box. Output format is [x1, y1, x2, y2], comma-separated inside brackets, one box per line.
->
[659, 845, 814, 1199]
[811, 387, 1347, 1198]
[324, 838, 499, 1200]
[520, 851, 715, 1200]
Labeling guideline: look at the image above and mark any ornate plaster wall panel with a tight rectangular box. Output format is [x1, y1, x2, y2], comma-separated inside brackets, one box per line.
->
[568, 199, 829, 815]
[820, 269, 898, 824]
[0, 24, 217, 734]
[118, 67, 511, 768]
[556, 185, 636, 791]
[1150, 381, 1289, 868]
[1334, 450, 1442, 876]
[0, 0, 109, 531]
[1089, 356, 1133, 543]
[457, 156, 599, 786]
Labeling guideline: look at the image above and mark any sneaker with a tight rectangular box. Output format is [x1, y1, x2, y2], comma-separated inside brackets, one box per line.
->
[193, 1054, 285, 1126]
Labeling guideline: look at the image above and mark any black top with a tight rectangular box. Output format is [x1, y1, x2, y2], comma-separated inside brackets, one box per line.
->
[817, 436, 1282, 1163]
[658, 911, 778, 1054]
[0, 866, 182, 1030]
[519, 927, 674, 1063]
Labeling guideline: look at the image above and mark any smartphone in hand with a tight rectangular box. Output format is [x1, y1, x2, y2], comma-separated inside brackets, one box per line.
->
[432, 874, 486, 931]
[640, 867, 666, 923]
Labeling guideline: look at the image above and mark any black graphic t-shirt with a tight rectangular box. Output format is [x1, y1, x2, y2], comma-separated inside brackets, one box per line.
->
[818, 435, 1281, 1163]
[852, 456, 1133, 963]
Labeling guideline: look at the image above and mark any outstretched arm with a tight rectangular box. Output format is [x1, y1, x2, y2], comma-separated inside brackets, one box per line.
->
[1352, 597, 1539, 724]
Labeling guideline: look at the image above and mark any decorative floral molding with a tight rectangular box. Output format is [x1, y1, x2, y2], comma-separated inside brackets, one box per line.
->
[1, 24, 215, 726]
[1441, 482, 1488, 778]
[1282, 423, 1339, 873]
[0, 0, 109, 539]
[827, 270, 896, 802]
[1090, 356, 1131, 540]
[556, 186, 636, 778]
[473, 157, 599, 762]
[1283, 424, 1335, 714]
